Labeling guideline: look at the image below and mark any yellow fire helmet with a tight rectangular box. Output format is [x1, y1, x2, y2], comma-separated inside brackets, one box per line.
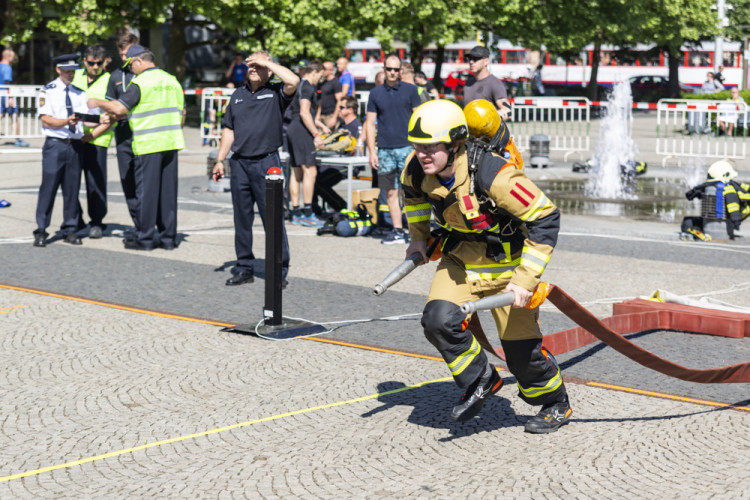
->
[707, 160, 738, 183]
[464, 98, 524, 169]
[408, 99, 468, 144]
[464, 99, 505, 140]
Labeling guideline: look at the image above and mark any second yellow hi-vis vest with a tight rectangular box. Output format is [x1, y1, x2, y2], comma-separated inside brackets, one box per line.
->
[128, 68, 185, 155]
[71, 69, 114, 148]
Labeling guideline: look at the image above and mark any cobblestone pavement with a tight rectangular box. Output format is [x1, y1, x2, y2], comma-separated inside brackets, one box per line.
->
[2, 288, 750, 499]
[2, 127, 750, 497]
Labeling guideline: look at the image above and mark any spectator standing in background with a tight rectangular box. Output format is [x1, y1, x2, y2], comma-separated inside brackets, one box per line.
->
[105, 32, 140, 237]
[71, 44, 115, 239]
[415, 71, 439, 100]
[714, 65, 726, 87]
[401, 63, 428, 104]
[287, 61, 326, 227]
[366, 54, 421, 244]
[225, 53, 248, 87]
[0, 47, 29, 147]
[463, 45, 511, 119]
[337, 57, 355, 97]
[315, 60, 343, 131]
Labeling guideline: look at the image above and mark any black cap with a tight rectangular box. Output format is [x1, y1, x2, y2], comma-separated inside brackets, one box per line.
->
[53, 54, 80, 70]
[467, 46, 490, 59]
[124, 45, 148, 66]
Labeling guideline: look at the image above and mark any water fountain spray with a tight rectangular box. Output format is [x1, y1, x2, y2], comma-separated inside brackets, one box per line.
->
[585, 80, 638, 199]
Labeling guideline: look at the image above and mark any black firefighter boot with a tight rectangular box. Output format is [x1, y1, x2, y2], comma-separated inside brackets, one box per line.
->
[451, 364, 503, 422]
[524, 394, 573, 434]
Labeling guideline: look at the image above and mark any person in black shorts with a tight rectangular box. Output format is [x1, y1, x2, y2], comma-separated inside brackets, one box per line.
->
[287, 61, 326, 227]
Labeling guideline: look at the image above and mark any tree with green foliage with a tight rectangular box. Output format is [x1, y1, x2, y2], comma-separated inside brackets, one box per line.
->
[1, 0, 356, 82]
[353, 0, 488, 90]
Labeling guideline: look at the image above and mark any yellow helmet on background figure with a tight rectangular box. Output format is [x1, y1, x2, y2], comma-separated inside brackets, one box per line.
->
[408, 100, 468, 144]
[707, 160, 738, 183]
[464, 99, 506, 141]
[463, 98, 523, 169]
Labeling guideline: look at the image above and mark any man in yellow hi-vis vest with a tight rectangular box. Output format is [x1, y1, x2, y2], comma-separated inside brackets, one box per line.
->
[71, 44, 114, 239]
[90, 45, 185, 251]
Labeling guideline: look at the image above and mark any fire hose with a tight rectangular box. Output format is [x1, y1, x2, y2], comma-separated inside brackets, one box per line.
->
[374, 257, 750, 384]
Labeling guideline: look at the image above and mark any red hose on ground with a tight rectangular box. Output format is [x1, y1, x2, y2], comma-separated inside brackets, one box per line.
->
[468, 285, 750, 383]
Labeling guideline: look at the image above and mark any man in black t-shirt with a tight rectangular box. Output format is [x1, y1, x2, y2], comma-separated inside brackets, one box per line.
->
[105, 32, 140, 235]
[212, 51, 299, 287]
[287, 61, 326, 227]
[315, 61, 343, 131]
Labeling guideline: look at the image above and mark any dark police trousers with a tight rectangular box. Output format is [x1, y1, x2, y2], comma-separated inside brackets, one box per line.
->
[80, 142, 108, 227]
[230, 152, 290, 277]
[116, 136, 139, 232]
[35, 138, 83, 236]
[133, 149, 178, 248]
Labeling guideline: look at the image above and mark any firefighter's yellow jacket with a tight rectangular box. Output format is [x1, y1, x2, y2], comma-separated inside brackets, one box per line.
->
[401, 144, 560, 293]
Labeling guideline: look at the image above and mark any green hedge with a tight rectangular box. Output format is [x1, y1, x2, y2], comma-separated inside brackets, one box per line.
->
[682, 89, 750, 101]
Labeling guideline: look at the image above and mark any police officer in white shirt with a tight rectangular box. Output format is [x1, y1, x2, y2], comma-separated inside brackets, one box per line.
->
[34, 54, 90, 247]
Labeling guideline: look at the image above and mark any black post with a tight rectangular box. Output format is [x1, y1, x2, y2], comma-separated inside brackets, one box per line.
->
[264, 166, 284, 325]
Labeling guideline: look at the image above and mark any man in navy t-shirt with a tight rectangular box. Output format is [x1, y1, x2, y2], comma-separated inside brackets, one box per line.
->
[365, 54, 421, 244]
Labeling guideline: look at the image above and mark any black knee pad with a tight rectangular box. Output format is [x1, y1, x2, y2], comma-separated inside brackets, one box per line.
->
[502, 339, 566, 406]
[421, 300, 466, 351]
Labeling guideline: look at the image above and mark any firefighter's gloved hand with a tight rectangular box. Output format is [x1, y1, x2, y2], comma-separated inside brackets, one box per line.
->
[685, 187, 702, 201]
[505, 282, 532, 308]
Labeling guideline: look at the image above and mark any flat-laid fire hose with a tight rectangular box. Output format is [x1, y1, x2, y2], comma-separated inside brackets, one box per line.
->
[374, 256, 750, 383]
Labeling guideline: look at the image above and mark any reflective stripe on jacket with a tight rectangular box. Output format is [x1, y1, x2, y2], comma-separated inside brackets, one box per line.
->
[72, 69, 114, 148]
[129, 69, 185, 155]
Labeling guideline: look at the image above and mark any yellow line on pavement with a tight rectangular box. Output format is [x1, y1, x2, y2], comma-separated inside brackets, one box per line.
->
[587, 381, 750, 412]
[0, 305, 25, 311]
[0, 283, 235, 327]
[0, 375, 452, 483]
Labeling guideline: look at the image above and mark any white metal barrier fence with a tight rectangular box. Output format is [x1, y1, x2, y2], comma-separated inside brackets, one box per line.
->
[656, 98, 748, 164]
[510, 97, 591, 161]
[199, 87, 235, 145]
[0, 85, 44, 138]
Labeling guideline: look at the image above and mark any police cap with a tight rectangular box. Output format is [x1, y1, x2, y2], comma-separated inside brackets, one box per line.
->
[53, 54, 80, 70]
[124, 45, 149, 66]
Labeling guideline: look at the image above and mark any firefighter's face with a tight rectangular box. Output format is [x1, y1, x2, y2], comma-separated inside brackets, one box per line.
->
[413, 142, 451, 175]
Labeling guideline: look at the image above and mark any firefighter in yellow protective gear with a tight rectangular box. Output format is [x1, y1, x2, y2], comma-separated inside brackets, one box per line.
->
[401, 99, 571, 433]
[683, 160, 750, 240]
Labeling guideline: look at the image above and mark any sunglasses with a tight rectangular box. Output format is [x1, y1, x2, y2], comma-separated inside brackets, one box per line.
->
[338, 105, 350, 109]
[464, 56, 481, 63]
[85, 60, 104, 66]
[384, 67, 401, 73]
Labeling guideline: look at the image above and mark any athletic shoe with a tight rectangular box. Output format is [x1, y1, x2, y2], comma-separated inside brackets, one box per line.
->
[679, 231, 692, 241]
[14, 139, 29, 147]
[524, 395, 572, 434]
[290, 215, 305, 226]
[0, 199, 10, 208]
[451, 367, 503, 423]
[380, 229, 408, 245]
[299, 214, 325, 228]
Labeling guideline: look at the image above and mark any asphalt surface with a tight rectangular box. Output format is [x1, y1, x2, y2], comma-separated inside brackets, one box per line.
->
[2, 122, 750, 497]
